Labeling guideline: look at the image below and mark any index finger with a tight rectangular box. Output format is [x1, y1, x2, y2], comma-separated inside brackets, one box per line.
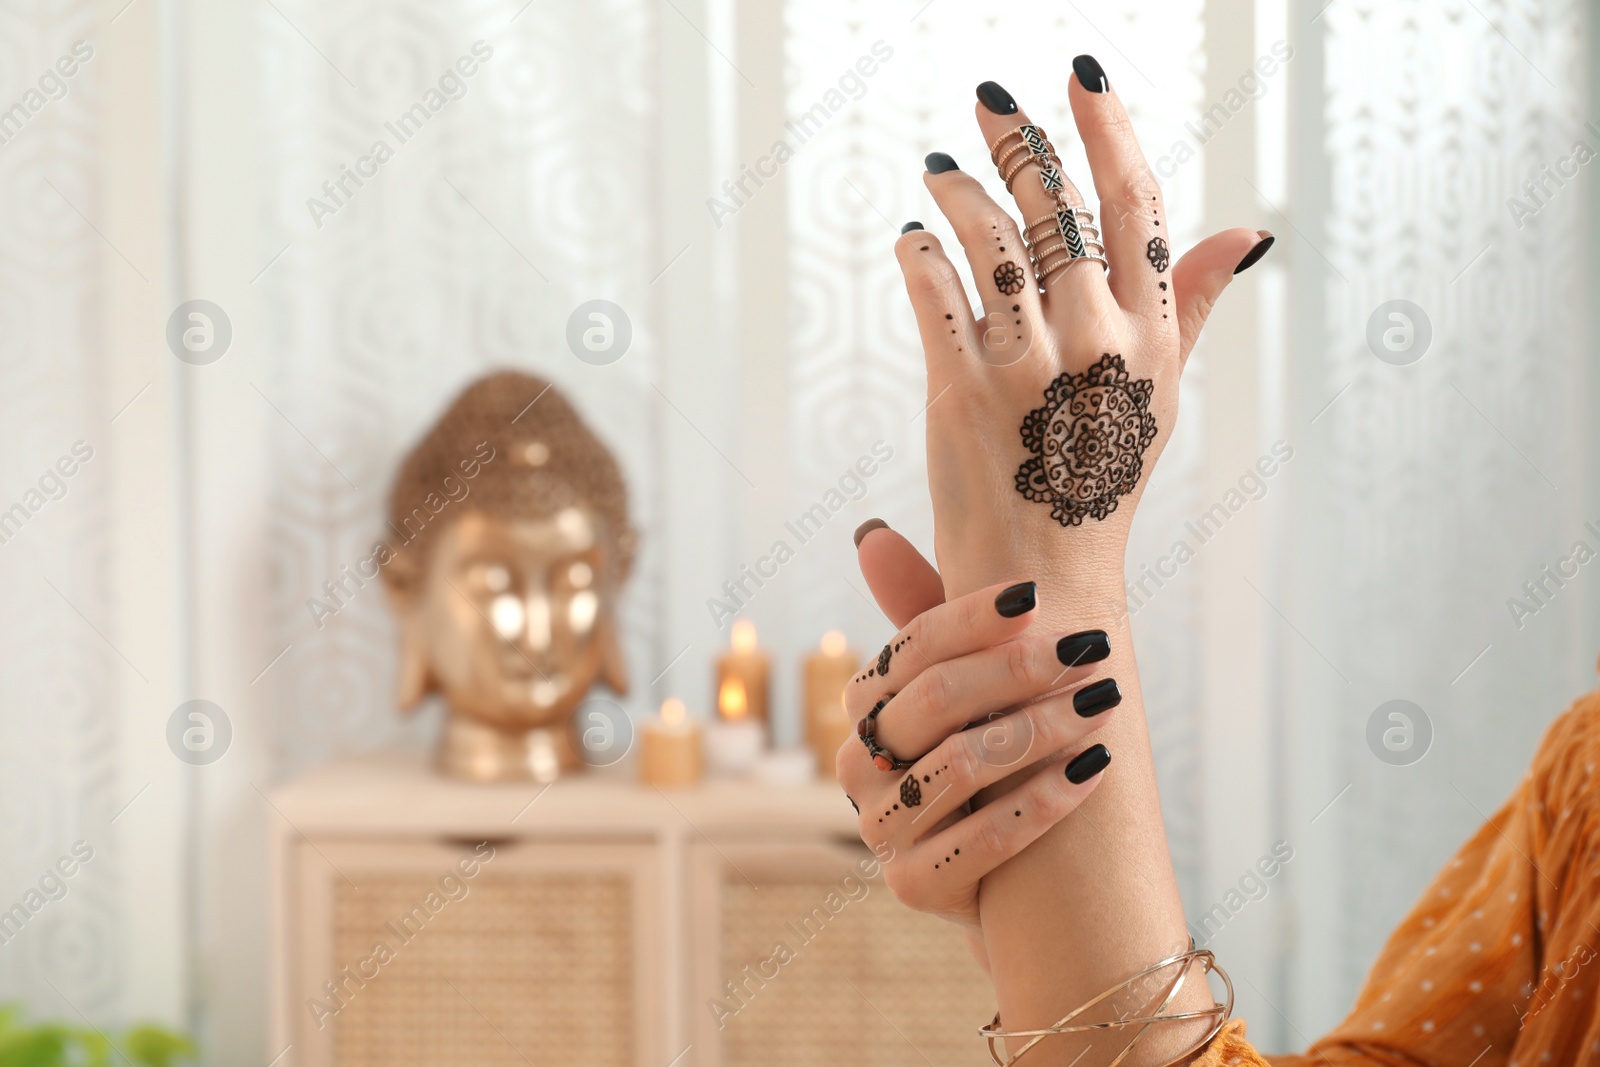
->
[844, 579, 1039, 719]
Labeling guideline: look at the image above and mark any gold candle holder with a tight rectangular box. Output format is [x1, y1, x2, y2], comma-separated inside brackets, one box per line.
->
[715, 619, 771, 728]
[639, 699, 703, 789]
[803, 630, 858, 779]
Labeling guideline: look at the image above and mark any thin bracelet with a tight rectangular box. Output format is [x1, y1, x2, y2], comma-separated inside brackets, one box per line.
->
[980, 943, 1234, 1067]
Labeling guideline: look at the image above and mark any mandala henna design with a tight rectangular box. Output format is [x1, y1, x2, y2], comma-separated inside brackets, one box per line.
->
[1146, 236, 1170, 273]
[900, 776, 922, 808]
[1015, 354, 1158, 527]
[993, 261, 1026, 296]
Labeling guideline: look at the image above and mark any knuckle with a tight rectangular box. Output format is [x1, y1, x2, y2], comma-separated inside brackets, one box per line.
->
[943, 730, 983, 786]
[882, 861, 917, 905]
[1036, 775, 1078, 822]
[906, 260, 960, 302]
[835, 737, 860, 786]
[1089, 108, 1137, 139]
[972, 818, 1008, 860]
[918, 666, 953, 718]
[1003, 638, 1038, 689]
[958, 588, 991, 636]
[954, 209, 1015, 247]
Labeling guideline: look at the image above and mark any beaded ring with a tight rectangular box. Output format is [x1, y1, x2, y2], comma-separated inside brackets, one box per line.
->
[856, 697, 914, 771]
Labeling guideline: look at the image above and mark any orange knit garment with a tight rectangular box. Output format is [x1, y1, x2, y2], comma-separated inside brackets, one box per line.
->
[1196, 687, 1600, 1067]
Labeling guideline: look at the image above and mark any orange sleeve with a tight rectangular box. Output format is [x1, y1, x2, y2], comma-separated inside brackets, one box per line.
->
[1192, 689, 1600, 1067]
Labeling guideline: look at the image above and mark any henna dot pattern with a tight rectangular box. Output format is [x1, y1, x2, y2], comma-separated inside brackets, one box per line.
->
[994, 261, 1026, 296]
[1146, 236, 1170, 273]
[1015, 353, 1158, 527]
[900, 776, 922, 808]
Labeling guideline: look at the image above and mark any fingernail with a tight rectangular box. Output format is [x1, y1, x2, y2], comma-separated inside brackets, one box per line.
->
[1233, 231, 1275, 274]
[976, 81, 1017, 115]
[1057, 630, 1111, 667]
[1073, 678, 1122, 717]
[994, 581, 1037, 618]
[900, 221, 925, 234]
[1072, 55, 1108, 93]
[854, 518, 889, 546]
[925, 151, 960, 174]
[1065, 743, 1112, 783]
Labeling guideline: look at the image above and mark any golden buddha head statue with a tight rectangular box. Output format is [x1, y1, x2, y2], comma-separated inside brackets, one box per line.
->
[381, 371, 636, 781]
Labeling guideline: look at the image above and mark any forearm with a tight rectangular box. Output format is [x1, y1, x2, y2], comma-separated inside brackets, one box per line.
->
[959, 552, 1212, 1064]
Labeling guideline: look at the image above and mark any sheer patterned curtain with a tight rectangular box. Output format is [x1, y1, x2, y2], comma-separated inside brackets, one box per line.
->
[0, 0, 129, 1019]
[1284, 0, 1596, 1035]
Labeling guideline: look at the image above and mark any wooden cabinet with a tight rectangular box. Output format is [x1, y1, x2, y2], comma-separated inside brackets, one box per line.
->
[268, 755, 992, 1066]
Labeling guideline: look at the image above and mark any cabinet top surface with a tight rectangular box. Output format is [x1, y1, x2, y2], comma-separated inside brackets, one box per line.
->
[266, 751, 860, 839]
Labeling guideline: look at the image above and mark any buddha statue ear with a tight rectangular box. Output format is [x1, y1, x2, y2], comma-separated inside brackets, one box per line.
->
[396, 612, 436, 711]
[385, 552, 436, 712]
[597, 610, 629, 696]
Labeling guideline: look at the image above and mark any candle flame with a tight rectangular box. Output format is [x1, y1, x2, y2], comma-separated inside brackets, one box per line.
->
[820, 630, 846, 656]
[731, 618, 758, 654]
[718, 676, 749, 720]
[661, 698, 686, 727]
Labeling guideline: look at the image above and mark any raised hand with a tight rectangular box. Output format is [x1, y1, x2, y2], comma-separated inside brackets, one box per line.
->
[898, 63, 1269, 602]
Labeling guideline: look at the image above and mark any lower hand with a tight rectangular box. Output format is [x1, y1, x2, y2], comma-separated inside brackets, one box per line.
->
[835, 574, 1120, 932]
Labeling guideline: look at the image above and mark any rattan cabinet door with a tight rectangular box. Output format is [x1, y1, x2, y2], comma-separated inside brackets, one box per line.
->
[689, 840, 994, 1067]
[287, 838, 661, 1067]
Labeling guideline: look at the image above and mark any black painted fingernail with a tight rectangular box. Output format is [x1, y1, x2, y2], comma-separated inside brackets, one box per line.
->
[1057, 630, 1111, 667]
[1234, 231, 1275, 274]
[994, 581, 1037, 618]
[1065, 743, 1112, 783]
[1073, 678, 1122, 718]
[976, 81, 1017, 115]
[1073, 55, 1108, 93]
[925, 151, 960, 174]
[854, 518, 889, 547]
[900, 220, 925, 234]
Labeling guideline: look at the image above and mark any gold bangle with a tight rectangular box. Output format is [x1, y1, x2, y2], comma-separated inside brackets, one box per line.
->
[979, 942, 1234, 1067]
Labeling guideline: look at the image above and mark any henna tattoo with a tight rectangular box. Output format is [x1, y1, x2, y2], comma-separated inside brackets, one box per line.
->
[847, 796, 859, 813]
[1015, 354, 1158, 527]
[993, 261, 1026, 296]
[1146, 236, 1170, 273]
[900, 776, 922, 808]
[876, 644, 892, 676]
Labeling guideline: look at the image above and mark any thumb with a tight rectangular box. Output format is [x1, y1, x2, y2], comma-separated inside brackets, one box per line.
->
[1172, 228, 1273, 365]
[853, 520, 944, 629]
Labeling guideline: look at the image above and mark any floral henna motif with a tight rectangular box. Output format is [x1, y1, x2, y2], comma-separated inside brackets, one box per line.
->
[900, 775, 922, 808]
[876, 643, 892, 676]
[993, 261, 1026, 295]
[1015, 354, 1158, 527]
[1146, 236, 1170, 273]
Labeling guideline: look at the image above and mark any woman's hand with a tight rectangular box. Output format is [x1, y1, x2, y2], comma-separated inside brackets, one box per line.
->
[835, 577, 1120, 933]
[861, 63, 1266, 1064]
[899, 69, 1269, 603]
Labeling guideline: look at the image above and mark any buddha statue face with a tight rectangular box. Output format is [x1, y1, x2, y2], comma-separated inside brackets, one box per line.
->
[382, 371, 635, 782]
[403, 507, 622, 733]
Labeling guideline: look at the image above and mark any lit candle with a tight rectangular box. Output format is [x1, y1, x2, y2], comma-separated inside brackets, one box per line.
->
[716, 619, 771, 727]
[803, 630, 859, 780]
[705, 715, 765, 778]
[639, 698, 704, 789]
